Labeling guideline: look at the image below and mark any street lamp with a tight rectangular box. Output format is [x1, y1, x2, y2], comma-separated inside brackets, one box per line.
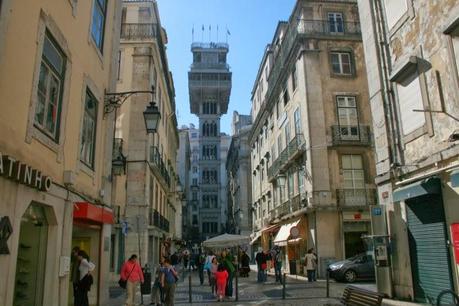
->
[105, 86, 161, 175]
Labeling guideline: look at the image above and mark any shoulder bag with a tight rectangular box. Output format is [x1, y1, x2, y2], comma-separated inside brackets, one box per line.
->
[118, 264, 136, 289]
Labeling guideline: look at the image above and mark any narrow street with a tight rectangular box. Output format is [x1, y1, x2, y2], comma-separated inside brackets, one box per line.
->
[106, 265, 375, 306]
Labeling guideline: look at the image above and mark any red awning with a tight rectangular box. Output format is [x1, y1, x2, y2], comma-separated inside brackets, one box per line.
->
[73, 202, 114, 225]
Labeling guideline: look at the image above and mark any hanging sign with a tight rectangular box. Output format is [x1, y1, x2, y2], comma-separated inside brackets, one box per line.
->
[290, 226, 300, 238]
[0, 152, 52, 191]
[450, 223, 459, 264]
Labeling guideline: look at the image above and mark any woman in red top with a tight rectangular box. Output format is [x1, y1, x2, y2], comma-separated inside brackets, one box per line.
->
[214, 264, 229, 302]
[120, 254, 144, 306]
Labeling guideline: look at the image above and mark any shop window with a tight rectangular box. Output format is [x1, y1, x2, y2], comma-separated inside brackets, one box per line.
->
[330, 51, 353, 75]
[91, 0, 107, 52]
[35, 31, 66, 142]
[14, 204, 49, 306]
[80, 88, 98, 169]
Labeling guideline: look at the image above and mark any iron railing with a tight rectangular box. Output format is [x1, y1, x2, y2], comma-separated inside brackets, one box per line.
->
[331, 125, 371, 146]
[336, 188, 377, 206]
[120, 23, 157, 40]
[267, 134, 306, 181]
[150, 146, 171, 188]
[297, 20, 361, 37]
[150, 209, 169, 232]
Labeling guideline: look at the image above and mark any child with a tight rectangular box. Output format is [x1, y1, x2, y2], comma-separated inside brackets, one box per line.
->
[210, 257, 218, 296]
[214, 264, 228, 302]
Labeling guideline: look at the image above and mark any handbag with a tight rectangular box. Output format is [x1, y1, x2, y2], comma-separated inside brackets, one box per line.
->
[261, 263, 267, 270]
[119, 264, 136, 289]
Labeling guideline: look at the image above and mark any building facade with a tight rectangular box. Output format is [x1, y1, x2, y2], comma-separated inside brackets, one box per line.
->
[112, 0, 180, 279]
[0, 0, 121, 305]
[357, 0, 459, 302]
[249, 0, 375, 277]
[226, 111, 253, 237]
[188, 41, 232, 241]
[176, 126, 191, 244]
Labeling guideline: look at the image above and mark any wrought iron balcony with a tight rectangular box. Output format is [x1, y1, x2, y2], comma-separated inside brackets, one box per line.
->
[331, 125, 371, 146]
[337, 188, 377, 207]
[297, 20, 361, 37]
[267, 134, 306, 181]
[121, 23, 157, 40]
[150, 146, 171, 188]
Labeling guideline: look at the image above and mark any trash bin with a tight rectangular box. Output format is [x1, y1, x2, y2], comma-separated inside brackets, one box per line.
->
[140, 266, 151, 295]
[289, 260, 297, 275]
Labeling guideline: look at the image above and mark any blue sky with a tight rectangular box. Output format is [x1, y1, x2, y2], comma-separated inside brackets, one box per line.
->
[156, 0, 296, 134]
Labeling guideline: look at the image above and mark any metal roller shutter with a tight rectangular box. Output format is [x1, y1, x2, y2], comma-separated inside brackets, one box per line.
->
[406, 194, 454, 304]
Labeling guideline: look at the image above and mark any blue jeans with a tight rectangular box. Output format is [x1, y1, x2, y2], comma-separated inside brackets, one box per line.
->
[307, 269, 316, 282]
[198, 266, 204, 285]
[257, 265, 263, 282]
[275, 262, 282, 282]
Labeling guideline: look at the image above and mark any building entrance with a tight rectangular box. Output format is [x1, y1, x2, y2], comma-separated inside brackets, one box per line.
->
[13, 204, 48, 306]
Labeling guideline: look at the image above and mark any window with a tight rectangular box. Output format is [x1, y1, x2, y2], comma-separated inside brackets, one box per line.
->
[288, 172, 294, 196]
[192, 178, 198, 186]
[202, 222, 218, 233]
[192, 166, 198, 173]
[397, 78, 425, 135]
[202, 169, 218, 184]
[202, 121, 217, 137]
[337, 96, 359, 140]
[80, 89, 98, 168]
[192, 192, 197, 201]
[35, 32, 66, 141]
[138, 7, 151, 23]
[91, 0, 107, 51]
[191, 132, 197, 138]
[193, 52, 201, 63]
[284, 121, 291, 145]
[218, 52, 226, 63]
[331, 52, 352, 75]
[202, 194, 218, 209]
[328, 12, 344, 33]
[202, 145, 217, 160]
[291, 65, 297, 91]
[276, 100, 280, 119]
[341, 155, 364, 189]
[282, 82, 290, 105]
[203, 102, 217, 114]
[294, 108, 301, 135]
[192, 215, 198, 225]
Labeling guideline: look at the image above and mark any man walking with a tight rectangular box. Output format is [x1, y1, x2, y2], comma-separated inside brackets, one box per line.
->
[304, 248, 317, 282]
[274, 246, 283, 283]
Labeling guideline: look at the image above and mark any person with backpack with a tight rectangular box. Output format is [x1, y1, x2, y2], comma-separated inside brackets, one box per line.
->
[75, 250, 95, 306]
[161, 257, 178, 306]
[120, 254, 144, 306]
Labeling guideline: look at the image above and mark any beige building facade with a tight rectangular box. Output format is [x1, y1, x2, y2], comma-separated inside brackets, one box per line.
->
[357, 0, 459, 302]
[111, 0, 180, 279]
[0, 0, 121, 305]
[250, 0, 375, 277]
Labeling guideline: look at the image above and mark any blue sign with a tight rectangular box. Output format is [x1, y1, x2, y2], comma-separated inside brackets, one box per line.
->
[372, 207, 382, 216]
[121, 221, 128, 236]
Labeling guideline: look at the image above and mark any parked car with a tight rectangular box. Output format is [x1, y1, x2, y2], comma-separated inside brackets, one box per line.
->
[328, 253, 375, 283]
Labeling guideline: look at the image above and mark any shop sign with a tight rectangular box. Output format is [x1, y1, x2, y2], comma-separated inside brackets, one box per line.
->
[0, 216, 13, 255]
[290, 226, 299, 238]
[372, 207, 382, 216]
[354, 213, 362, 220]
[0, 152, 52, 192]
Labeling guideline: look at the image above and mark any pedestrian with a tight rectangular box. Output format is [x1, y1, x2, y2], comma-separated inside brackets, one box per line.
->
[255, 248, 265, 282]
[240, 250, 250, 277]
[183, 249, 190, 269]
[120, 254, 144, 306]
[150, 262, 164, 306]
[262, 249, 270, 282]
[161, 257, 178, 306]
[75, 250, 95, 306]
[274, 246, 283, 283]
[70, 246, 81, 305]
[221, 250, 235, 298]
[197, 251, 206, 285]
[304, 248, 317, 282]
[209, 256, 218, 296]
[215, 264, 229, 302]
[205, 250, 215, 285]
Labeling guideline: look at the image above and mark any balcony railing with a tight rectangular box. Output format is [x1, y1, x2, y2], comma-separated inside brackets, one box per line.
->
[297, 20, 361, 37]
[150, 146, 171, 188]
[121, 23, 157, 40]
[331, 125, 371, 146]
[267, 134, 306, 181]
[149, 209, 169, 232]
[191, 62, 230, 70]
[337, 188, 376, 207]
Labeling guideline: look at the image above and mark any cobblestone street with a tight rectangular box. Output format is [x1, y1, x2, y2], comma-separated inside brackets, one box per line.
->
[106, 266, 376, 306]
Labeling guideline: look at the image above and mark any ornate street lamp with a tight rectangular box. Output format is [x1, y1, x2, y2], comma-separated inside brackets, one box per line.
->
[143, 100, 161, 134]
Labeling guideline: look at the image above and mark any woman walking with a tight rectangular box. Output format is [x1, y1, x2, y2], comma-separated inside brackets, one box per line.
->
[304, 248, 317, 282]
[215, 264, 228, 302]
[120, 254, 144, 306]
[209, 257, 218, 296]
[75, 250, 95, 306]
[161, 258, 178, 306]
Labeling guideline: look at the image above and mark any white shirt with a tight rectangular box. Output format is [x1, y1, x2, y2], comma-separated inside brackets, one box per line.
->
[79, 258, 95, 280]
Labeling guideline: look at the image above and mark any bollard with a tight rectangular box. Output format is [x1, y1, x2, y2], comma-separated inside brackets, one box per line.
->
[282, 273, 286, 300]
[189, 274, 192, 303]
[235, 270, 239, 301]
[326, 270, 330, 298]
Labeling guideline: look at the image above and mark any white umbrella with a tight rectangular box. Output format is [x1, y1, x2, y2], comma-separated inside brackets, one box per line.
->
[202, 233, 250, 248]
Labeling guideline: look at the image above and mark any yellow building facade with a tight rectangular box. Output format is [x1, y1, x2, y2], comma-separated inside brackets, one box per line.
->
[0, 0, 121, 305]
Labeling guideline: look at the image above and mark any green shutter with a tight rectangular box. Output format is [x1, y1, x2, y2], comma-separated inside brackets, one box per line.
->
[406, 195, 454, 304]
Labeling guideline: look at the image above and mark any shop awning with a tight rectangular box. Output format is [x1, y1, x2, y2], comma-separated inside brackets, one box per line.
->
[451, 169, 459, 187]
[74, 202, 114, 224]
[250, 231, 262, 245]
[262, 223, 280, 234]
[273, 220, 300, 246]
[392, 177, 441, 202]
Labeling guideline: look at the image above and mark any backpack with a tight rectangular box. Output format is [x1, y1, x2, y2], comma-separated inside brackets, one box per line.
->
[163, 268, 177, 284]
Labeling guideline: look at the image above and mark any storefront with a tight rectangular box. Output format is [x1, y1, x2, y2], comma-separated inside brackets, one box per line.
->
[0, 153, 73, 306]
[71, 202, 114, 306]
[342, 211, 371, 258]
